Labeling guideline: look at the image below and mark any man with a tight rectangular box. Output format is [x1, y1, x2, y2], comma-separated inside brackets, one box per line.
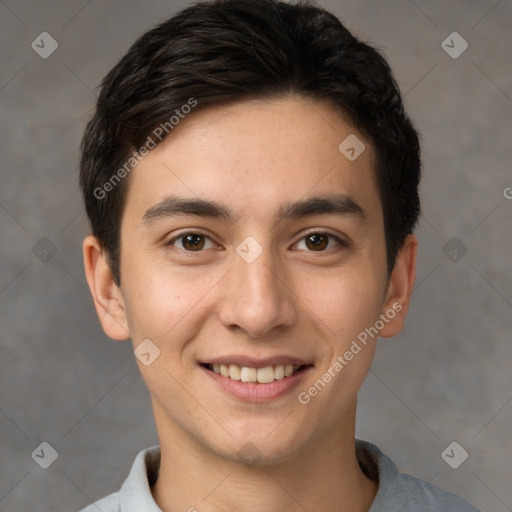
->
[78, 0, 481, 510]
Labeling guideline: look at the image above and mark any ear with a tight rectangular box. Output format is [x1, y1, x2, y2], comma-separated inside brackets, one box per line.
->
[378, 234, 418, 338]
[82, 235, 131, 341]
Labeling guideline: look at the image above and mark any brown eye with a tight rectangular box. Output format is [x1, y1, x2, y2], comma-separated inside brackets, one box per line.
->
[305, 233, 329, 251]
[167, 232, 215, 252]
[182, 234, 205, 251]
[295, 231, 349, 252]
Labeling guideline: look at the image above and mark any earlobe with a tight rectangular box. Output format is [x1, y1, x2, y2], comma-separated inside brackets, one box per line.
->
[82, 235, 131, 341]
[379, 234, 418, 339]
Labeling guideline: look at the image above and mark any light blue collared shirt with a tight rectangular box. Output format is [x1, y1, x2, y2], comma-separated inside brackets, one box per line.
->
[78, 439, 481, 511]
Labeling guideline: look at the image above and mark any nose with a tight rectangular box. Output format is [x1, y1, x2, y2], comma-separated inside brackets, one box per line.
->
[218, 243, 297, 338]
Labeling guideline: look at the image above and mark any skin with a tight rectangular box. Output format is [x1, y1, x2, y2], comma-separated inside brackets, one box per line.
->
[83, 95, 417, 512]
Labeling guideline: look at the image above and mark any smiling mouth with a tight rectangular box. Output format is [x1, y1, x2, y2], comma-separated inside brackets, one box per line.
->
[200, 363, 313, 384]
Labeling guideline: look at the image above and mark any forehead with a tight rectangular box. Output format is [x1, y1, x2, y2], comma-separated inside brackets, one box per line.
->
[122, 95, 382, 227]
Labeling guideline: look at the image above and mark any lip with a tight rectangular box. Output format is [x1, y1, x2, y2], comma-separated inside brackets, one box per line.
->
[199, 364, 314, 402]
[198, 355, 313, 368]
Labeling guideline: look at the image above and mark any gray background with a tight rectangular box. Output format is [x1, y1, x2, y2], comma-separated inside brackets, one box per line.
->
[0, 0, 511, 510]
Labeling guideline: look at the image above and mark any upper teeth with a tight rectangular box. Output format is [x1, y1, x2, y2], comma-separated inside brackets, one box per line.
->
[211, 364, 301, 383]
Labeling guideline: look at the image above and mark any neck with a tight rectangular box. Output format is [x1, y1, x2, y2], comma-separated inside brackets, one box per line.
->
[151, 401, 378, 512]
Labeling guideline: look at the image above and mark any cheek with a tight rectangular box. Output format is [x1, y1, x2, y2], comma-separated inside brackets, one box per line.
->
[123, 272, 214, 397]
[297, 275, 383, 407]
[122, 266, 217, 347]
[301, 265, 385, 340]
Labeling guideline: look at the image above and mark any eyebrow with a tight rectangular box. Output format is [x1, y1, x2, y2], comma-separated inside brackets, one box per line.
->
[140, 193, 367, 227]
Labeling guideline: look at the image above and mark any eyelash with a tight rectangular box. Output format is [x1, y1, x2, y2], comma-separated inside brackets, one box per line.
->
[165, 230, 351, 253]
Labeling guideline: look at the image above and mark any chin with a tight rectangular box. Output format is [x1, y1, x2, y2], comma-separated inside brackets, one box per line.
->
[218, 427, 309, 467]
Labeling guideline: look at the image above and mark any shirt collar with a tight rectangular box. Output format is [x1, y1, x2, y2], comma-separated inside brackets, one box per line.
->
[119, 445, 163, 512]
[118, 439, 394, 511]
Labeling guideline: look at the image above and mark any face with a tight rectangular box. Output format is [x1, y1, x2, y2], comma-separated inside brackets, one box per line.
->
[85, 95, 415, 465]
